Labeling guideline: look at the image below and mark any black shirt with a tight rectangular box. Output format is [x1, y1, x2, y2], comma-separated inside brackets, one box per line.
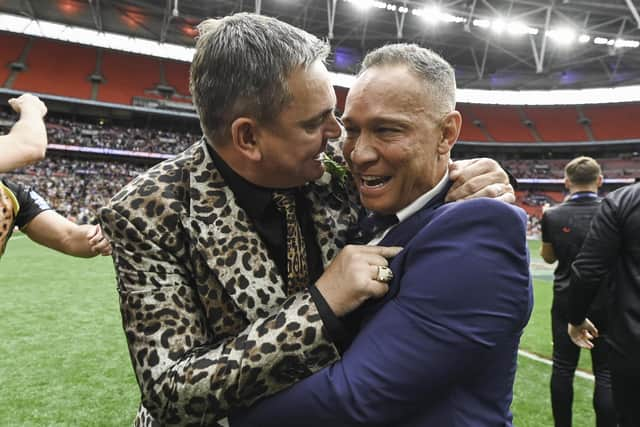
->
[541, 191, 608, 326]
[0, 178, 51, 256]
[207, 145, 347, 350]
[2, 178, 52, 228]
[541, 192, 601, 294]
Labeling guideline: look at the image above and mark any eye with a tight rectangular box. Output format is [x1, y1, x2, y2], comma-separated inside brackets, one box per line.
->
[376, 127, 398, 134]
[303, 121, 322, 131]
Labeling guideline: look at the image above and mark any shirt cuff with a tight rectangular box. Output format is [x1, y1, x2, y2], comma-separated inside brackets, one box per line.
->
[308, 285, 351, 354]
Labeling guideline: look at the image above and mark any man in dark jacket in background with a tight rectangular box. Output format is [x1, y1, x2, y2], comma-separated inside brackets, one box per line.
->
[568, 181, 640, 427]
[540, 156, 615, 427]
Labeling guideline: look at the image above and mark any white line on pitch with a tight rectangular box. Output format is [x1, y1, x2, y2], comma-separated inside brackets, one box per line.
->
[518, 349, 595, 381]
[10, 234, 26, 240]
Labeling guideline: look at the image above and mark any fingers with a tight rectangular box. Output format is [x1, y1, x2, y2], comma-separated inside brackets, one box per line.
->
[584, 318, 599, 338]
[366, 276, 389, 299]
[447, 157, 510, 203]
[373, 265, 394, 282]
[343, 244, 403, 258]
[446, 176, 512, 203]
[568, 323, 595, 349]
[93, 239, 112, 256]
[7, 98, 18, 113]
[86, 224, 99, 240]
[8, 93, 47, 117]
[88, 224, 112, 256]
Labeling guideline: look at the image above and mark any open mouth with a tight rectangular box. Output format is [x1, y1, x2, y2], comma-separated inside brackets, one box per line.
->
[361, 175, 391, 188]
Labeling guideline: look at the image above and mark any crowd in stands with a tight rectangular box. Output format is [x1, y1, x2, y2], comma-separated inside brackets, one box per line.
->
[1, 110, 199, 155]
[2, 109, 638, 235]
[5, 157, 145, 224]
[503, 158, 640, 179]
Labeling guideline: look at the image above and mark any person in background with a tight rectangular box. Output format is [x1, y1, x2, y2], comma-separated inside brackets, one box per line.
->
[0, 178, 111, 259]
[540, 156, 615, 427]
[568, 180, 640, 427]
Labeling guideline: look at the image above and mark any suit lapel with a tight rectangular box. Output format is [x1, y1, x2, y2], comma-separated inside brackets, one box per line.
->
[379, 180, 452, 248]
[355, 181, 453, 318]
[184, 140, 287, 321]
[303, 176, 361, 269]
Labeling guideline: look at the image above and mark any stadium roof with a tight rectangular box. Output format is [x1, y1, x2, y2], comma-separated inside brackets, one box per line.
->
[1, 0, 639, 91]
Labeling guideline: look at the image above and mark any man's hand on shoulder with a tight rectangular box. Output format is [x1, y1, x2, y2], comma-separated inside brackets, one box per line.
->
[446, 158, 515, 204]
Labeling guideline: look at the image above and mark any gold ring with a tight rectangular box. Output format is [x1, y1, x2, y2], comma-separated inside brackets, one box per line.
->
[376, 265, 394, 282]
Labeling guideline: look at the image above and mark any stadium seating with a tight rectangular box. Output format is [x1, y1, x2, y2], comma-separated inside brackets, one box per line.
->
[0, 32, 30, 87]
[457, 104, 490, 142]
[11, 38, 95, 99]
[523, 107, 589, 142]
[583, 103, 640, 141]
[468, 104, 536, 143]
[163, 60, 191, 97]
[98, 51, 161, 104]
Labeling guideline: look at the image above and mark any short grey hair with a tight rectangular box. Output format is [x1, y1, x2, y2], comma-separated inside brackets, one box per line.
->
[190, 13, 330, 143]
[360, 43, 456, 113]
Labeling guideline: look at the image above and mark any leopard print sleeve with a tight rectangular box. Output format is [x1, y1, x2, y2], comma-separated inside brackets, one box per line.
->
[100, 205, 340, 426]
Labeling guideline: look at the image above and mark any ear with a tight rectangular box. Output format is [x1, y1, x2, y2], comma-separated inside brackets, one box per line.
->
[437, 110, 462, 155]
[597, 174, 603, 188]
[564, 177, 571, 190]
[230, 117, 262, 161]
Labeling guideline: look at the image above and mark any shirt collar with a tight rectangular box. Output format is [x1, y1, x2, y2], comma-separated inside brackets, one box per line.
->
[207, 143, 273, 218]
[395, 169, 450, 224]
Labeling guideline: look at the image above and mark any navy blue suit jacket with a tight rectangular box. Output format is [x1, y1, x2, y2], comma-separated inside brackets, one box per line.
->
[231, 194, 533, 427]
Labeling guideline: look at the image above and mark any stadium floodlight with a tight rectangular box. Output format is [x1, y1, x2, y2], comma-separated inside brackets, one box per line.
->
[412, 6, 441, 24]
[593, 37, 608, 45]
[344, 0, 389, 11]
[472, 19, 491, 29]
[491, 19, 506, 34]
[615, 38, 640, 48]
[578, 34, 591, 43]
[440, 13, 466, 24]
[507, 21, 538, 36]
[546, 28, 577, 45]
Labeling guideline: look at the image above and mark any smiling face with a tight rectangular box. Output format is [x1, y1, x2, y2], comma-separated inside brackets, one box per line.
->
[253, 60, 342, 188]
[342, 65, 460, 214]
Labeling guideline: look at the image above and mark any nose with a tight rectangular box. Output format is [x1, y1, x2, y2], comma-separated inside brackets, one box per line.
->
[349, 134, 378, 167]
[325, 114, 342, 140]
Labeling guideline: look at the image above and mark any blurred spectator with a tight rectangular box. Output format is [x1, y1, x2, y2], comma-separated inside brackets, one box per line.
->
[5, 157, 145, 223]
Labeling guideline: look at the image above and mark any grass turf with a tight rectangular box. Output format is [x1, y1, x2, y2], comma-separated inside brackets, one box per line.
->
[0, 235, 598, 425]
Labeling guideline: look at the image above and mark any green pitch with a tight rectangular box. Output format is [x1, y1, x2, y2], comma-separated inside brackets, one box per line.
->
[0, 235, 598, 425]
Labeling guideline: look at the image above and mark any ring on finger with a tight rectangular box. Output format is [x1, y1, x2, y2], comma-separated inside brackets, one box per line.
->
[376, 265, 394, 283]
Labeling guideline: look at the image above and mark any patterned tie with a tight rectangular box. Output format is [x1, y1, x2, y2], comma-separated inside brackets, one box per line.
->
[352, 212, 399, 244]
[273, 190, 309, 295]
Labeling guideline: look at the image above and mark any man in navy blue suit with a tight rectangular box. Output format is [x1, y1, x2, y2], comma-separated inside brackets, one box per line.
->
[230, 43, 533, 427]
